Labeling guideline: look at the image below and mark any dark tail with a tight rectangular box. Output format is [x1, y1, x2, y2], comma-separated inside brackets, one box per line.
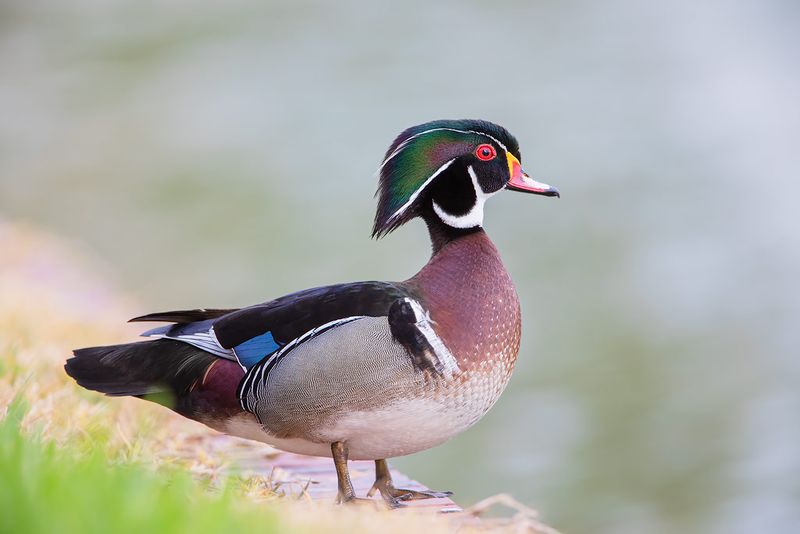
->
[65, 339, 244, 424]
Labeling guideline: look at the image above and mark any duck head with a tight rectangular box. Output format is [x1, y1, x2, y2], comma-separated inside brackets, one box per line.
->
[373, 119, 558, 247]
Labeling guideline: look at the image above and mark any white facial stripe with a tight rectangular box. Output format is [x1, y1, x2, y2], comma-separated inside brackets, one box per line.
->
[379, 127, 508, 171]
[386, 158, 455, 223]
[432, 165, 498, 229]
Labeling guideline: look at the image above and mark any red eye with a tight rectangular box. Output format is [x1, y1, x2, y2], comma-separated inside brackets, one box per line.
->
[475, 143, 496, 161]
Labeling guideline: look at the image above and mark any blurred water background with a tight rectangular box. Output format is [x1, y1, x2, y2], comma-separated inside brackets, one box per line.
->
[1, 1, 798, 532]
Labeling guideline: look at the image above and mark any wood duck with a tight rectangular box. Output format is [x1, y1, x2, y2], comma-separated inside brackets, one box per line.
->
[65, 119, 559, 507]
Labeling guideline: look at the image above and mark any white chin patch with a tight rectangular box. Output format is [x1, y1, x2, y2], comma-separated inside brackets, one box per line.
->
[432, 166, 496, 229]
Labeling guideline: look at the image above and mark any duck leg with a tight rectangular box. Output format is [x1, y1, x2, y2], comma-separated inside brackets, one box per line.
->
[367, 458, 453, 505]
[331, 442, 374, 505]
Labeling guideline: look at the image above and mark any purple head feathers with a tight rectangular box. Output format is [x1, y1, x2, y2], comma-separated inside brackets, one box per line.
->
[372, 119, 520, 238]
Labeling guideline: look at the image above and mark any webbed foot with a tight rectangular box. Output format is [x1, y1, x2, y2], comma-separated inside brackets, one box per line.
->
[368, 459, 453, 505]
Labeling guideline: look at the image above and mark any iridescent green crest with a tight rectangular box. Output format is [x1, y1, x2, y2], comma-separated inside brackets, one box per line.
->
[373, 122, 493, 237]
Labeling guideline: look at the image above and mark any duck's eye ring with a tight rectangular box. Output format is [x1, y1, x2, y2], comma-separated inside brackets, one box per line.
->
[475, 144, 496, 161]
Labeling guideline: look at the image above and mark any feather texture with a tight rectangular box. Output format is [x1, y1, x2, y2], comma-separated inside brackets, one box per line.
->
[129, 308, 236, 323]
[373, 119, 521, 237]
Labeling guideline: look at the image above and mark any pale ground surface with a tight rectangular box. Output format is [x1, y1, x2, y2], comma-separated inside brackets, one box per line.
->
[0, 220, 557, 533]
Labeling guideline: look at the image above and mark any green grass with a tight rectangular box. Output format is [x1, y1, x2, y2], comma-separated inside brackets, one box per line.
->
[0, 222, 515, 534]
[0, 399, 282, 534]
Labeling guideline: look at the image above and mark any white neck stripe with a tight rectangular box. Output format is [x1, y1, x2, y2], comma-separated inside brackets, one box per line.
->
[432, 165, 497, 229]
[386, 158, 455, 223]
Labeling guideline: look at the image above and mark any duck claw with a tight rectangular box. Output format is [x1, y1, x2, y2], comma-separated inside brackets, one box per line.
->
[369, 479, 452, 503]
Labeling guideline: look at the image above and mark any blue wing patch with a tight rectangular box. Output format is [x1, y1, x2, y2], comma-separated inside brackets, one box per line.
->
[233, 331, 281, 369]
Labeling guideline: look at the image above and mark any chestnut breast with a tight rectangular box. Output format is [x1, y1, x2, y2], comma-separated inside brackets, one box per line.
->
[406, 230, 521, 374]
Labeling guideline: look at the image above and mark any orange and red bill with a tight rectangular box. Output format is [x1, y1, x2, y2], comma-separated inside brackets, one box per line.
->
[505, 153, 560, 197]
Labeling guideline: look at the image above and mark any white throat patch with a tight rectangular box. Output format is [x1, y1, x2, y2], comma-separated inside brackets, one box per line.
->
[432, 166, 497, 229]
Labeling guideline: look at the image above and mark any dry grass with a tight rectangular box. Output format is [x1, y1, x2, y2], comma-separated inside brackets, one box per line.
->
[0, 220, 556, 533]
[0, 221, 182, 461]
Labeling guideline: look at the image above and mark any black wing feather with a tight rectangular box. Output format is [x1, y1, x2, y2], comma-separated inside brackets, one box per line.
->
[212, 281, 412, 349]
[388, 298, 455, 377]
[130, 309, 237, 324]
[128, 281, 427, 372]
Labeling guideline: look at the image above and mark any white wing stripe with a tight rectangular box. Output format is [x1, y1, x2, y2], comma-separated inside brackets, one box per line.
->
[150, 330, 235, 361]
[404, 298, 460, 379]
